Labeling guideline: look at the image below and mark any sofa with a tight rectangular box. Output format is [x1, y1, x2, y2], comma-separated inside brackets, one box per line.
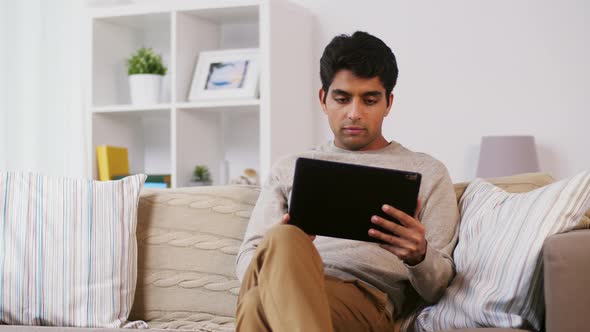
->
[1, 172, 589, 332]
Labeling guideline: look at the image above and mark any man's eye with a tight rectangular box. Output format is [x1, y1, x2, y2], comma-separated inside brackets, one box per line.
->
[335, 98, 349, 104]
[365, 99, 378, 105]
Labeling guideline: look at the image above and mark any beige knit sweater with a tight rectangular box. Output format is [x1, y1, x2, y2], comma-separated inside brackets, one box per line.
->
[236, 140, 460, 316]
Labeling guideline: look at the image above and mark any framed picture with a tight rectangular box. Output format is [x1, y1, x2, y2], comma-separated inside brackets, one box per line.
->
[188, 48, 259, 101]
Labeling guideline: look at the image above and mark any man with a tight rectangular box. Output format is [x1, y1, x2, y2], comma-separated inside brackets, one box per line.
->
[235, 31, 459, 332]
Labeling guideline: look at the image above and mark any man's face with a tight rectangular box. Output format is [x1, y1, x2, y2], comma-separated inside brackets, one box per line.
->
[319, 70, 393, 151]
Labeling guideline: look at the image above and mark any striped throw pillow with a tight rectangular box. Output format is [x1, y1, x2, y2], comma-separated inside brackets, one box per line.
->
[416, 171, 590, 331]
[0, 172, 147, 328]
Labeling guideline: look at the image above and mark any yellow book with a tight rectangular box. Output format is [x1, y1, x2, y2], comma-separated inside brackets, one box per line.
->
[96, 145, 129, 181]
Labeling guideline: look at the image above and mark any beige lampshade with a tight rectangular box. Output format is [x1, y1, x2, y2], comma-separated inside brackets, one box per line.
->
[476, 135, 540, 178]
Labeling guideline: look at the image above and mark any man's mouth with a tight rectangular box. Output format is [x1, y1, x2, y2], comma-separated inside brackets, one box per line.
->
[342, 127, 365, 135]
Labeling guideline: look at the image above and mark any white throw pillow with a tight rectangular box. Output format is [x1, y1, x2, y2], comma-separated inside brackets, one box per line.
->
[0, 172, 147, 328]
[416, 171, 590, 331]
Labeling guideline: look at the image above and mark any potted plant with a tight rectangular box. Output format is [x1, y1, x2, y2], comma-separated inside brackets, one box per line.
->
[126, 47, 167, 105]
[190, 165, 212, 186]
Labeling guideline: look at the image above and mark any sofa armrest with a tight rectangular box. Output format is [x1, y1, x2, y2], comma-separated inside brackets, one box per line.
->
[543, 229, 590, 332]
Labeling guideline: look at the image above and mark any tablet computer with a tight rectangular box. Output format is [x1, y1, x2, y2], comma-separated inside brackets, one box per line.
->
[288, 157, 422, 243]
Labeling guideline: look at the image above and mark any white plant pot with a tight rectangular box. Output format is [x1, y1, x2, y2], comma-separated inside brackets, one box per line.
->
[129, 74, 162, 105]
[188, 180, 212, 187]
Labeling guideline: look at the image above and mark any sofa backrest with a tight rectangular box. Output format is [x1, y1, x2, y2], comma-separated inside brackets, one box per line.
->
[453, 172, 554, 200]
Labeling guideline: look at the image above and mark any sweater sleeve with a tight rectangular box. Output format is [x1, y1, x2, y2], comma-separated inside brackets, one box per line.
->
[235, 162, 289, 283]
[404, 165, 460, 303]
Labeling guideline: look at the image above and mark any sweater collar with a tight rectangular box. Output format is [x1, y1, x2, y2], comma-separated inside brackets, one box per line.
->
[326, 140, 402, 154]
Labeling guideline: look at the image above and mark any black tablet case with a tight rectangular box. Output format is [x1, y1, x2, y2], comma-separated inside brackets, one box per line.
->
[288, 157, 422, 243]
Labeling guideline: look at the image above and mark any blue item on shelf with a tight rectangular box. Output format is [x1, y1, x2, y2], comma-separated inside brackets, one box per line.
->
[143, 182, 167, 189]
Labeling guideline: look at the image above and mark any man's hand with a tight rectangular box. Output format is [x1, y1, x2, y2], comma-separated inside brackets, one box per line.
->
[368, 199, 426, 266]
[281, 213, 316, 242]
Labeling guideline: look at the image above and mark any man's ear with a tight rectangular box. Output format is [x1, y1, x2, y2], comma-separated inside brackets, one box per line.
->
[384, 93, 394, 117]
[319, 88, 328, 114]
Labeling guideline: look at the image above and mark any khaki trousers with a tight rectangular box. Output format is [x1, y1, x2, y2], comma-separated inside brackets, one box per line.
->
[236, 224, 395, 332]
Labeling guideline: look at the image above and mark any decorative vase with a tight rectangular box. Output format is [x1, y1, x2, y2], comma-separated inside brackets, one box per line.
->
[129, 74, 162, 105]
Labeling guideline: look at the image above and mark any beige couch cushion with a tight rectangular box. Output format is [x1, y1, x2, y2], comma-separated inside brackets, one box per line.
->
[130, 185, 259, 332]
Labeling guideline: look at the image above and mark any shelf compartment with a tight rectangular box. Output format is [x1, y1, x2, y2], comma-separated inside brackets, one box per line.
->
[92, 13, 172, 107]
[92, 110, 172, 179]
[174, 109, 259, 187]
[174, 6, 259, 103]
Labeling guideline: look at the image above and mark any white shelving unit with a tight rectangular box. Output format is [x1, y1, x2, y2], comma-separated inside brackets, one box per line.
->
[86, 0, 314, 187]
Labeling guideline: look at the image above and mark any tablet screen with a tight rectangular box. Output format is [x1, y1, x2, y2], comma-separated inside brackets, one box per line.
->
[288, 157, 421, 243]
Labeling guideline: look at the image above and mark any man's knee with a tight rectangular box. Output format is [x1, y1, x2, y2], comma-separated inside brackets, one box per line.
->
[263, 224, 309, 246]
[253, 224, 322, 274]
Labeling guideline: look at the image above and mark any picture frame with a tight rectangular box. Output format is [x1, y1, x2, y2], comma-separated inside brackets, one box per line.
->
[188, 48, 259, 101]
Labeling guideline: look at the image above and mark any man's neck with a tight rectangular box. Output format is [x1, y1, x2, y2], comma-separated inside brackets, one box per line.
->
[334, 137, 390, 152]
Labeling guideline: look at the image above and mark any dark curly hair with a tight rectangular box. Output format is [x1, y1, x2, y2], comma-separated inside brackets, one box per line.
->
[320, 31, 398, 106]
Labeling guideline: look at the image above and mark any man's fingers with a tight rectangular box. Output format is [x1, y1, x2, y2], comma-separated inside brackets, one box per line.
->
[370, 215, 412, 238]
[370, 218, 427, 265]
[368, 228, 411, 247]
[372, 203, 427, 266]
[382, 204, 418, 228]
[280, 213, 290, 224]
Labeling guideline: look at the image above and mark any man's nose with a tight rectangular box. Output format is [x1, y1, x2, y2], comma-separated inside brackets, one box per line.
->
[347, 99, 363, 121]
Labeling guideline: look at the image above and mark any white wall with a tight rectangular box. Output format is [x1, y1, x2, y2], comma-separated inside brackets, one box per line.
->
[11, 0, 590, 181]
[292, 0, 590, 181]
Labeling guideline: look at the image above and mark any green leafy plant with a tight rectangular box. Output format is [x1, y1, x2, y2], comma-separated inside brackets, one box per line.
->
[126, 47, 167, 76]
[193, 165, 211, 182]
